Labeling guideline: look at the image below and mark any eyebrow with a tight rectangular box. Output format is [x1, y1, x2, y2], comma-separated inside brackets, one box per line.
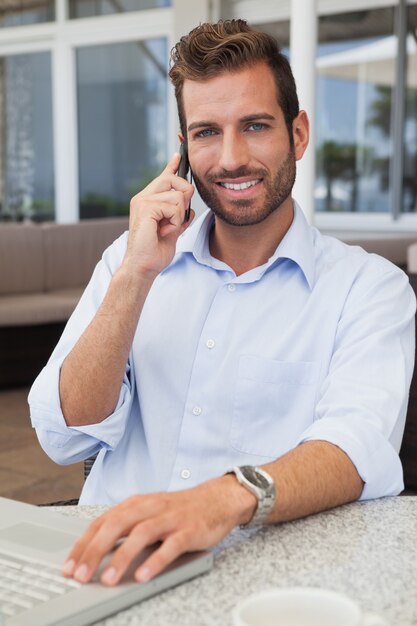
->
[187, 112, 276, 133]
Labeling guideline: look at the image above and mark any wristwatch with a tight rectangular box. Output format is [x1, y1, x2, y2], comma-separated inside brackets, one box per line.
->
[226, 466, 276, 528]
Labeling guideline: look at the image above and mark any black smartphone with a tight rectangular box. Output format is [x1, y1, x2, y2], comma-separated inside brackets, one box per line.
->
[178, 143, 191, 222]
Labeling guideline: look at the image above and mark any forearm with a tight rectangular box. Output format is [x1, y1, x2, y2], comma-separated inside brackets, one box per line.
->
[62, 440, 364, 587]
[59, 153, 194, 428]
[224, 440, 364, 527]
[59, 265, 155, 426]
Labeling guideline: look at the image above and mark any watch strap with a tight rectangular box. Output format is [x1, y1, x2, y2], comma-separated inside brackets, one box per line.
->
[227, 466, 275, 528]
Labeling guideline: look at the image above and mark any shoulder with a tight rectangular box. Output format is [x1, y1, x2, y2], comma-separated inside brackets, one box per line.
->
[314, 228, 408, 286]
[100, 230, 129, 274]
[310, 229, 416, 317]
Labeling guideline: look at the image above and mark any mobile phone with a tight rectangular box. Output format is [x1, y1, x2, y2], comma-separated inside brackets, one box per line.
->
[178, 143, 191, 222]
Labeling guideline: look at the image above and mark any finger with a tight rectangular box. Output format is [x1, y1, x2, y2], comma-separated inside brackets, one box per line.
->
[100, 517, 171, 586]
[183, 183, 195, 209]
[132, 152, 194, 198]
[180, 208, 195, 232]
[134, 531, 189, 583]
[62, 515, 106, 577]
[64, 506, 144, 583]
[130, 199, 184, 232]
[163, 152, 181, 175]
[145, 190, 188, 213]
[142, 153, 182, 195]
[153, 201, 185, 231]
[156, 173, 193, 194]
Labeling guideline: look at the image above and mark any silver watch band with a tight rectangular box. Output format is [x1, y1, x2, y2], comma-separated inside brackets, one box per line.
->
[227, 466, 276, 528]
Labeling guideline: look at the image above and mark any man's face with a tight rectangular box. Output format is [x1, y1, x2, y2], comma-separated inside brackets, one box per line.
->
[182, 62, 298, 227]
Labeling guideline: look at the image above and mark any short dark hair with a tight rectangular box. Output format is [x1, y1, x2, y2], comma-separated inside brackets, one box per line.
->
[169, 19, 299, 140]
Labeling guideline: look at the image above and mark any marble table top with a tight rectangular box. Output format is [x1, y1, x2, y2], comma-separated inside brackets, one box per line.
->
[55, 496, 417, 626]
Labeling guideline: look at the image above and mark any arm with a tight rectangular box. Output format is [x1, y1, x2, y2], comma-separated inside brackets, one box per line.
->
[62, 439, 362, 585]
[59, 153, 194, 426]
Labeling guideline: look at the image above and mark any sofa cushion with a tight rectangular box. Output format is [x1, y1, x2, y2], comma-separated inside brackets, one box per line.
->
[43, 218, 128, 291]
[0, 224, 44, 295]
[0, 287, 83, 326]
[407, 243, 417, 273]
[343, 236, 417, 268]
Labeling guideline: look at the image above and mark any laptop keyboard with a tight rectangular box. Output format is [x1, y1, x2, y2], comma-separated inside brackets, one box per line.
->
[0, 552, 81, 618]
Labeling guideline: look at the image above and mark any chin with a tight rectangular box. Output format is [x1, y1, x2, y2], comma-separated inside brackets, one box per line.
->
[211, 206, 275, 227]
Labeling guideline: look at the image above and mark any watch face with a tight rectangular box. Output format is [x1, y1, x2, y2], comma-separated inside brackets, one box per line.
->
[241, 466, 270, 489]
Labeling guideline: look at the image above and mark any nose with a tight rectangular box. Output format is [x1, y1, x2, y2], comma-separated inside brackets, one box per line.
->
[218, 130, 250, 172]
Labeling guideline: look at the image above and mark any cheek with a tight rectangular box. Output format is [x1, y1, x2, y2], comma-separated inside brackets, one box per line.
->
[190, 145, 218, 176]
[248, 135, 287, 165]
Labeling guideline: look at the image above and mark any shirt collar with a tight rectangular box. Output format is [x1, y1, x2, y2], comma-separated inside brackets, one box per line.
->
[175, 209, 216, 264]
[267, 200, 316, 290]
[172, 200, 316, 289]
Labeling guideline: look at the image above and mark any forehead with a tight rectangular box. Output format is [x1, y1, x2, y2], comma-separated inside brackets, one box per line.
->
[182, 62, 283, 128]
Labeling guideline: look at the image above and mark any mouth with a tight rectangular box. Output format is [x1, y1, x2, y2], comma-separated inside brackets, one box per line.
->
[214, 177, 264, 200]
[217, 179, 262, 191]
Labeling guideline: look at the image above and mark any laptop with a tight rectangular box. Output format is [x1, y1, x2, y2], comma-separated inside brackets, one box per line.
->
[0, 497, 213, 626]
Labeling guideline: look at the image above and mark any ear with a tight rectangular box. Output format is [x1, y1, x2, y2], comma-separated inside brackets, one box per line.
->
[178, 131, 185, 144]
[292, 110, 309, 161]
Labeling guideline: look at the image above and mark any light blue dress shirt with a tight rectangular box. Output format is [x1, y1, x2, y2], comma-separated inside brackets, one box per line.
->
[29, 203, 416, 504]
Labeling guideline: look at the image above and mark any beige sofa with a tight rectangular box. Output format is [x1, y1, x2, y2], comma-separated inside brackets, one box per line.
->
[338, 235, 417, 269]
[407, 242, 417, 273]
[0, 218, 128, 387]
[0, 218, 128, 327]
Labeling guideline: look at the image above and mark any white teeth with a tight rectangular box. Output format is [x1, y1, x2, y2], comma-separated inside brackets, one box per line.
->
[220, 179, 259, 190]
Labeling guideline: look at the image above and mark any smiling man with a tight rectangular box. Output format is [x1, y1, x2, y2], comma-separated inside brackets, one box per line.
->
[29, 20, 415, 587]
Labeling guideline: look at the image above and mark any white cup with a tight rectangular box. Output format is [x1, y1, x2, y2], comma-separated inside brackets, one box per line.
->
[232, 587, 389, 626]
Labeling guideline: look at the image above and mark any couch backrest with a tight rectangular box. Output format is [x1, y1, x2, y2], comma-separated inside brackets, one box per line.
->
[343, 236, 417, 268]
[0, 224, 44, 295]
[43, 218, 128, 291]
[407, 243, 417, 273]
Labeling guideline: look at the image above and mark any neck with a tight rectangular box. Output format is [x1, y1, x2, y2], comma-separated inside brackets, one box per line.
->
[209, 197, 294, 276]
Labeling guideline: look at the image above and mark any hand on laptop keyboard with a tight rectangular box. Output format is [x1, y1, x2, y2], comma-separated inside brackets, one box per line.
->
[61, 474, 256, 586]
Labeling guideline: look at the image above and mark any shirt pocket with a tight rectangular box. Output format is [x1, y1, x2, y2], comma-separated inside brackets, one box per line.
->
[230, 355, 319, 457]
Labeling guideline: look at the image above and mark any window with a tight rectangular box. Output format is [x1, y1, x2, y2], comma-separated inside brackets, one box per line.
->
[76, 38, 168, 218]
[0, 52, 54, 222]
[316, 8, 396, 213]
[0, 0, 54, 27]
[0, 0, 173, 222]
[403, 4, 417, 213]
[68, 0, 170, 19]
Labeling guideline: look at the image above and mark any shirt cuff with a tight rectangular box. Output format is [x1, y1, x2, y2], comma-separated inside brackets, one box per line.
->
[295, 416, 404, 499]
[29, 358, 133, 463]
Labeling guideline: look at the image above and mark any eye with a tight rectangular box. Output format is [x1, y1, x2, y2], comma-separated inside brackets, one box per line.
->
[196, 128, 216, 138]
[248, 122, 266, 132]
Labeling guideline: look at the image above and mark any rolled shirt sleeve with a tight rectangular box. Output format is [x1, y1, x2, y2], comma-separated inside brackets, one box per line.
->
[28, 232, 133, 465]
[297, 266, 416, 499]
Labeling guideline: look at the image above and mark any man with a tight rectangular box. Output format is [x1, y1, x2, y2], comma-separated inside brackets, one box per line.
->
[29, 20, 415, 587]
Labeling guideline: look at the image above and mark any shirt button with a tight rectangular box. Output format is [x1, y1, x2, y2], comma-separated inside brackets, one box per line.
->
[227, 283, 236, 292]
[192, 406, 202, 416]
[206, 339, 215, 349]
[181, 469, 191, 479]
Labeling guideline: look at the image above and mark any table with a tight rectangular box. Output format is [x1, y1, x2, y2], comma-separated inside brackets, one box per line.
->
[55, 496, 417, 626]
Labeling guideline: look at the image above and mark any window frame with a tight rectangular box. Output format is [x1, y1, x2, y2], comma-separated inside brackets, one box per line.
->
[224, 0, 417, 234]
[0, 0, 173, 222]
[0, 0, 415, 228]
